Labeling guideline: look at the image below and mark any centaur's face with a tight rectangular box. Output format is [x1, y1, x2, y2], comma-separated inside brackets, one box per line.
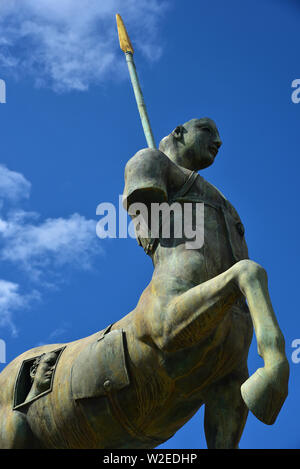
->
[181, 118, 222, 170]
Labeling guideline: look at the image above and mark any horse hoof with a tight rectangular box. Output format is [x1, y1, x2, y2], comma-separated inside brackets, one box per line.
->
[240, 360, 289, 425]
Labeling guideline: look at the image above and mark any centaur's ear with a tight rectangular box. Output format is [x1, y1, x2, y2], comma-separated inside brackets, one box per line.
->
[171, 125, 185, 141]
[29, 364, 37, 380]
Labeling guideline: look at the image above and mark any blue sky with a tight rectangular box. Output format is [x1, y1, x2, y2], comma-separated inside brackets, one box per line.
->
[0, 0, 299, 449]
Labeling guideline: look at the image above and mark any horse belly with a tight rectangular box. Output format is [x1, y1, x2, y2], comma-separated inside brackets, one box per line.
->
[25, 386, 133, 449]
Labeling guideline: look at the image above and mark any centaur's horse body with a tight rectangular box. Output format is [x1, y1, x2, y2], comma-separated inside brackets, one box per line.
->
[0, 119, 289, 448]
[0, 302, 251, 449]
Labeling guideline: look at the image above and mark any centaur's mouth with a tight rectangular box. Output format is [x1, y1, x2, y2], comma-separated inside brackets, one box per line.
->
[208, 145, 218, 157]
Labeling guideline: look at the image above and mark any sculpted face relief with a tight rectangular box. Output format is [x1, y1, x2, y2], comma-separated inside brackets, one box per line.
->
[25, 352, 58, 403]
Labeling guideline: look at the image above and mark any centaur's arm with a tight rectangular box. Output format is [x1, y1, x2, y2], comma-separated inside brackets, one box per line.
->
[123, 148, 169, 209]
[122, 147, 187, 255]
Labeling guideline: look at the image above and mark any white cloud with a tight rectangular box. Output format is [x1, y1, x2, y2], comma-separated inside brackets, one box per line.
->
[0, 280, 22, 334]
[0, 165, 101, 278]
[0, 0, 167, 92]
[0, 164, 31, 202]
[0, 279, 40, 336]
[0, 164, 103, 333]
[0, 212, 100, 278]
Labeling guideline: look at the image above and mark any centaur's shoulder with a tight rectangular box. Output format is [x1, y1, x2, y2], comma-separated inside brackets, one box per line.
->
[123, 148, 171, 209]
[125, 148, 170, 173]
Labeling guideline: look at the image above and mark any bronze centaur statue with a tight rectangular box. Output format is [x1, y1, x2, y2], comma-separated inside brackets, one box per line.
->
[0, 118, 289, 449]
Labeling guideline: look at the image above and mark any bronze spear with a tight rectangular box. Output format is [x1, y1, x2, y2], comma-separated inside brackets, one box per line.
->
[116, 14, 156, 149]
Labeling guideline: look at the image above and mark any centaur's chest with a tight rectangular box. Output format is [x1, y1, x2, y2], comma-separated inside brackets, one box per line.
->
[180, 175, 249, 276]
[137, 173, 248, 276]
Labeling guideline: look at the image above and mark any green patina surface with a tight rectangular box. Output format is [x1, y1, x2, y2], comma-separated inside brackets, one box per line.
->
[0, 119, 289, 448]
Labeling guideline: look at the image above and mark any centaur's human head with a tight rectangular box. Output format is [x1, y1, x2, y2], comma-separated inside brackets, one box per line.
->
[159, 118, 222, 171]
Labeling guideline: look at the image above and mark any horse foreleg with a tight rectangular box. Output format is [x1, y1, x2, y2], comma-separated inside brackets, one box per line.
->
[237, 261, 289, 425]
[154, 259, 289, 425]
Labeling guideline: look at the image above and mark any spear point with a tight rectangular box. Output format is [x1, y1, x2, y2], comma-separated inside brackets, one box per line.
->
[116, 14, 134, 54]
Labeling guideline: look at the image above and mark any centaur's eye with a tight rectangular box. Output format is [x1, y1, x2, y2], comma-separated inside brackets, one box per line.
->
[200, 127, 211, 133]
[197, 125, 212, 133]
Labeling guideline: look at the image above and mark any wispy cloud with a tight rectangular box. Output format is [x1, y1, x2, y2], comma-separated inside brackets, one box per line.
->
[48, 322, 71, 340]
[0, 211, 100, 280]
[0, 164, 31, 202]
[0, 164, 102, 334]
[0, 0, 167, 92]
[0, 279, 40, 336]
[34, 321, 71, 347]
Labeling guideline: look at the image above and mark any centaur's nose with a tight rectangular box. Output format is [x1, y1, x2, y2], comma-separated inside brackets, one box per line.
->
[213, 135, 222, 149]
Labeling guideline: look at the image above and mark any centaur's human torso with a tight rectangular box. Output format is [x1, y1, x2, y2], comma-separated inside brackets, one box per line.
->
[0, 155, 252, 449]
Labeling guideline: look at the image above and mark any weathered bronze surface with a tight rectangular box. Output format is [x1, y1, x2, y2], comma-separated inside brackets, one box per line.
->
[0, 118, 289, 448]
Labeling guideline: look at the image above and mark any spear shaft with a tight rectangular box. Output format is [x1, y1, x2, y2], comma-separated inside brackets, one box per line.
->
[116, 14, 156, 149]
